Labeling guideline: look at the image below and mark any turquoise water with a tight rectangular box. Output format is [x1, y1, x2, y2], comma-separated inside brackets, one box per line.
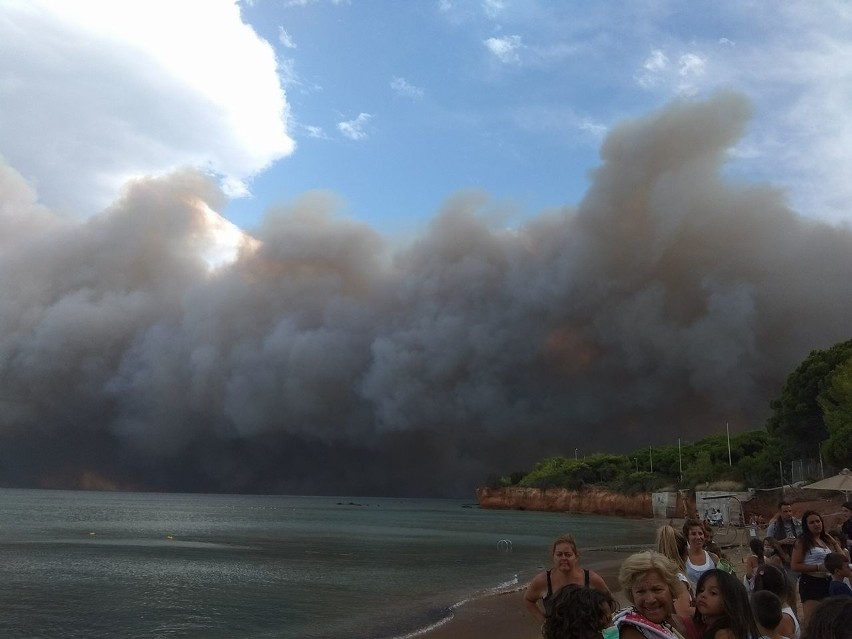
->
[0, 489, 656, 638]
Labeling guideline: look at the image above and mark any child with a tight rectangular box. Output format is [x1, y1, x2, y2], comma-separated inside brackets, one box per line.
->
[694, 569, 759, 639]
[752, 564, 800, 639]
[824, 552, 852, 597]
[751, 590, 787, 639]
[745, 537, 766, 591]
[543, 584, 616, 639]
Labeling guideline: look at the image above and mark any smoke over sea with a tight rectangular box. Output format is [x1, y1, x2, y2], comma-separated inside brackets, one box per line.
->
[2, 93, 851, 496]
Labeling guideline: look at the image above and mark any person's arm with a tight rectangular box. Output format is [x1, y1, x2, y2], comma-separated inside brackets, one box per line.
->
[672, 580, 693, 616]
[713, 630, 736, 639]
[745, 555, 757, 579]
[709, 551, 719, 565]
[522, 573, 546, 624]
[777, 611, 795, 639]
[588, 570, 611, 595]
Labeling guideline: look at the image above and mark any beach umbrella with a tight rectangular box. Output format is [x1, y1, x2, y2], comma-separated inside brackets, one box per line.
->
[805, 468, 852, 499]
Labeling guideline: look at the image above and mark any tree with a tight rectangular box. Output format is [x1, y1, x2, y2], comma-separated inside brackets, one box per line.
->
[766, 339, 852, 458]
[818, 356, 852, 466]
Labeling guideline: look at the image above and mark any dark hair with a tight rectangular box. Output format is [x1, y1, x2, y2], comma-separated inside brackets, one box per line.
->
[748, 537, 765, 564]
[842, 501, 852, 512]
[751, 590, 782, 631]
[543, 585, 615, 639]
[801, 596, 852, 639]
[693, 569, 759, 639]
[778, 500, 792, 510]
[824, 552, 848, 575]
[830, 528, 849, 548]
[762, 537, 790, 567]
[753, 564, 791, 601]
[800, 510, 834, 556]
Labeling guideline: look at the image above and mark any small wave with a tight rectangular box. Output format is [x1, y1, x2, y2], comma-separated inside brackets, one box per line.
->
[379, 575, 521, 639]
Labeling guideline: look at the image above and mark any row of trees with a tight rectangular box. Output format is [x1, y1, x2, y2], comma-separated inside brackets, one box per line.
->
[489, 338, 852, 494]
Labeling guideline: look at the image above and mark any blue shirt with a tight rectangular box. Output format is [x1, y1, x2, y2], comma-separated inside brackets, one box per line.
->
[828, 579, 852, 597]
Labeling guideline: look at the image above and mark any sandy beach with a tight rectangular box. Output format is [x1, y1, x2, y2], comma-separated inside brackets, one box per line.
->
[419, 536, 753, 639]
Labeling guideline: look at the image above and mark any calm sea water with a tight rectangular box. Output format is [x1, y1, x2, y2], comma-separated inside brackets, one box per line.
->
[0, 489, 656, 638]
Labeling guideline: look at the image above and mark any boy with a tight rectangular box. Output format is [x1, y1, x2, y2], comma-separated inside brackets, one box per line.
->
[824, 552, 852, 597]
[751, 590, 787, 639]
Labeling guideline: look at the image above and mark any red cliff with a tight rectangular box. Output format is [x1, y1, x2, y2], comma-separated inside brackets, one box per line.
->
[475, 486, 653, 518]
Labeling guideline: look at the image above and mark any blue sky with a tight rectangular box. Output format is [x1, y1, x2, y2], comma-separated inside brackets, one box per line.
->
[2, 1, 852, 236]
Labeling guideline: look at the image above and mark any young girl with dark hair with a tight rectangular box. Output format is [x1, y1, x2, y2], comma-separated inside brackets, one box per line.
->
[693, 569, 759, 639]
[744, 537, 766, 591]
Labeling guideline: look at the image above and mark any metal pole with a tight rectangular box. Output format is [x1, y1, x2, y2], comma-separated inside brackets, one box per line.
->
[575, 448, 578, 461]
[678, 438, 683, 482]
[649, 446, 653, 473]
[726, 422, 732, 466]
[779, 460, 784, 487]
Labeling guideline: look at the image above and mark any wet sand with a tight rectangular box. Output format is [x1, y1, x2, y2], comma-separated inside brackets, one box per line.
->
[418, 550, 633, 639]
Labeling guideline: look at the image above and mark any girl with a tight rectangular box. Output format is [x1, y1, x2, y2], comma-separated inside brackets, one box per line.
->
[655, 524, 695, 615]
[790, 510, 844, 621]
[693, 569, 759, 639]
[544, 585, 616, 639]
[763, 537, 790, 572]
[744, 537, 766, 591]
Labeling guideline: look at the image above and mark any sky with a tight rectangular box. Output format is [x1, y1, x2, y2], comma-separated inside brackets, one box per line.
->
[1, 1, 852, 496]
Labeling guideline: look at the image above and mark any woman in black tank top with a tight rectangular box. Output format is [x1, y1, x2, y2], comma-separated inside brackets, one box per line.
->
[523, 534, 612, 625]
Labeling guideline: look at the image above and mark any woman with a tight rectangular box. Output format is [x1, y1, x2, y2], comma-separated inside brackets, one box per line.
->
[744, 537, 765, 591]
[614, 551, 694, 639]
[524, 533, 611, 624]
[655, 524, 695, 615]
[682, 519, 718, 586]
[790, 510, 845, 621]
[543, 584, 616, 639]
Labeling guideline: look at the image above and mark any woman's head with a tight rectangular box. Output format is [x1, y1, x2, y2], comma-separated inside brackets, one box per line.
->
[619, 551, 680, 624]
[682, 519, 706, 547]
[551, 534, 579, 570]
[543, 585, 615, 639]
[752, 564, 789, 599]
[655, 525, 687, 571]
[694, 569, 758, 639]
[802, 510, 824, 538]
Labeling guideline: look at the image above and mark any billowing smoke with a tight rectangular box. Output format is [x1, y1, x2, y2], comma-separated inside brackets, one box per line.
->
[2, 92, 851, 496]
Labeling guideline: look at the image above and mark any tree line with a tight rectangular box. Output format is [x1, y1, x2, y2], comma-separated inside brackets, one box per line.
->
[488, 338, 852, 494]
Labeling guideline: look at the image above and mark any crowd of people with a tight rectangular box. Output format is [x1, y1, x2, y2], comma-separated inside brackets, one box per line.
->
[523, 500, 852, 639]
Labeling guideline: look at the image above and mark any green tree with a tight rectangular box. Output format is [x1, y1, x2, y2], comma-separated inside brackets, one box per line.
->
[766, 339, 852, 458]
[818, 356, 852, 465]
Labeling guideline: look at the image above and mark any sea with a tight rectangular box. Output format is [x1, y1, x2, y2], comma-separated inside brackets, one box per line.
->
[0, 489, 658, 638]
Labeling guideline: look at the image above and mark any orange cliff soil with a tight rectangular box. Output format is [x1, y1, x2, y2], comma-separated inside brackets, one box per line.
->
[475, 486, 653, 518]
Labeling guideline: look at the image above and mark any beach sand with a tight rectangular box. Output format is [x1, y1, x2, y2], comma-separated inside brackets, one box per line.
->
[419, 550, 634, 639]
[419, 538, 754, 639]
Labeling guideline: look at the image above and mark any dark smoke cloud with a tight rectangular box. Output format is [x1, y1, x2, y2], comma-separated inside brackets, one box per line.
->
[2, 92, 851, 497]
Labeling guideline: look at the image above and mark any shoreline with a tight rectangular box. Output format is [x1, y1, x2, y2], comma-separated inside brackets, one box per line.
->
[414, 535, 753, 639]
[410, 550, 633, 639]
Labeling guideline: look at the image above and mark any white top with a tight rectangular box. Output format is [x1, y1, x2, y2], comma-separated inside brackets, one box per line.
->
[781, 604, 801, 639]
[685, 550, 715, 585]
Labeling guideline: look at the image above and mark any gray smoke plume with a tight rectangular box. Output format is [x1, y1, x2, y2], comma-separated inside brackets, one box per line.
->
[2, 92, 851, 496]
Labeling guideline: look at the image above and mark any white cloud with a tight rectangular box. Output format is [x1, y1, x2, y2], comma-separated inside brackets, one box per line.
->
[484, 35, 523, 64]
[338, 113, 373, 141]
[0, 0, 293, 215]
[278, 26, 297, 49]
[678, 53, 706, 77]
[390, 76, 424, 100]
[302, 125, 330, 139]
[481, 0, 505, 19]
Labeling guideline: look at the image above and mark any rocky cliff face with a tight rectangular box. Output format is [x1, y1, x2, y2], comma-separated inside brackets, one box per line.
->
[475, 486, 653, 518]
